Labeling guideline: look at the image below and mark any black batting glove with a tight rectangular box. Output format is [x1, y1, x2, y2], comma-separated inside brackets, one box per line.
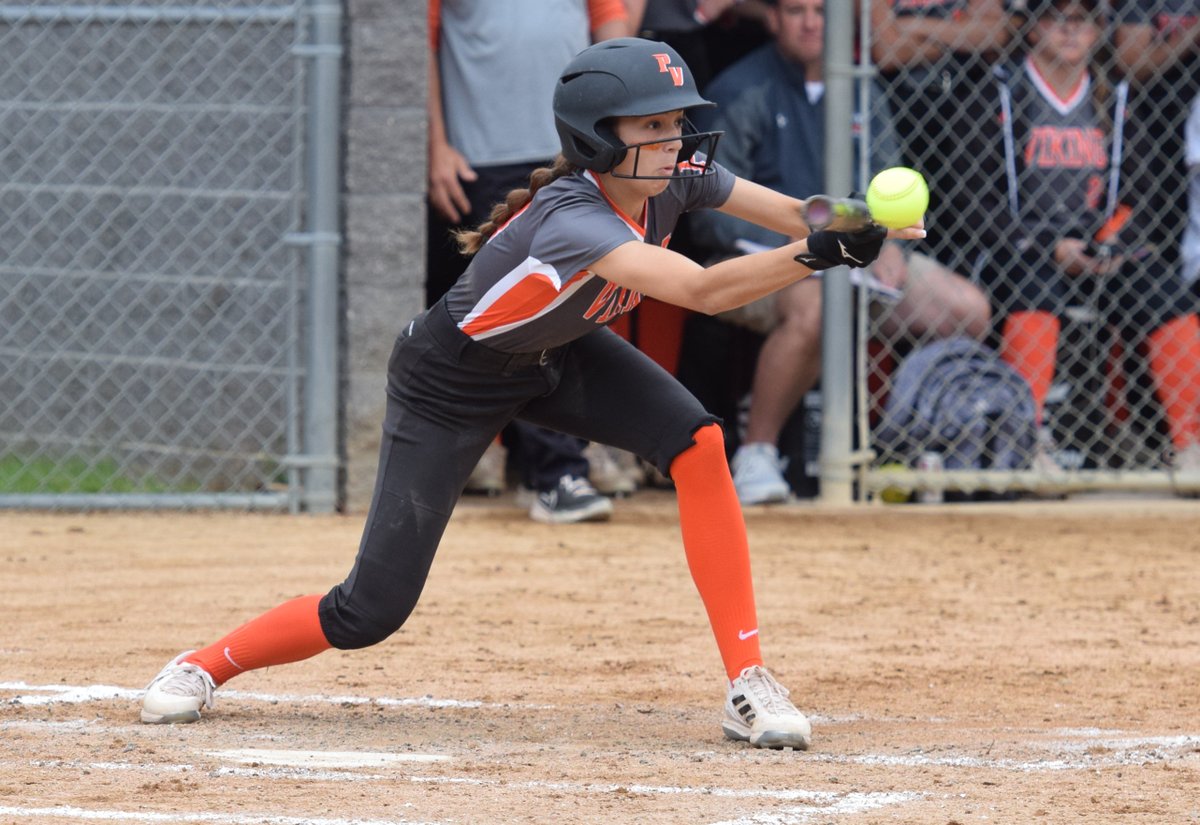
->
[794, 224, 887, 271]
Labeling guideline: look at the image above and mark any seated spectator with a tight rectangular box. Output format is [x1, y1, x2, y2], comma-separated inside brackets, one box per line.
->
[870, 0, 1015, 274]
[427, 0, 632, 521]
[689, 0, 991, 504]
[1110, 0, 1200, 271]
[969, 0, 1200, 474]
[627, 0, 770, 90]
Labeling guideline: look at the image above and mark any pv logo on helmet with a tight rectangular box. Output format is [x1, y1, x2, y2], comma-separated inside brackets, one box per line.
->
[652, 53, 684, 87]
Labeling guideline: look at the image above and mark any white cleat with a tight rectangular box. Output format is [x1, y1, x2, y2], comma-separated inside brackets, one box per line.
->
[731, 443, 791, 505]
[141, 651, 216, 724]
[723, 665, 812, 750]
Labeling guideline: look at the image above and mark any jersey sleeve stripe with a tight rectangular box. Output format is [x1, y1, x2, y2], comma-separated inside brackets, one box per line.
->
[459, 256, 592, 339]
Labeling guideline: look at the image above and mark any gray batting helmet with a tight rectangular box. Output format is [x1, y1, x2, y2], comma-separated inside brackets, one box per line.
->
[553, 37, 721, 178]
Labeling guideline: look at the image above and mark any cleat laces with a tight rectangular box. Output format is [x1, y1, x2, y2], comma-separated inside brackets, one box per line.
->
[559, 475, 599, 498]
[147, 656, 216, 710]
[740, 666, 797, 716]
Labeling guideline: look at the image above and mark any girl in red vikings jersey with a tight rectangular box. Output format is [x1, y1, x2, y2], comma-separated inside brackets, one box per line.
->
[138, 38, 924, 750]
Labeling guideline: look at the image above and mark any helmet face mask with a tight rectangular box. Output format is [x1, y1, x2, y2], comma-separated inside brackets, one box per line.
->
[605, 116, 722, 180]
[553, 38, 723, 178]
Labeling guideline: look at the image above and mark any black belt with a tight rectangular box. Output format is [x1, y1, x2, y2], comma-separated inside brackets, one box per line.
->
[424, 301, 560, 370]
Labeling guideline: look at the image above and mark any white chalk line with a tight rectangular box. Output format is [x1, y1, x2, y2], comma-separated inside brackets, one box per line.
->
[2, 754, 864, 803]
[6, 682, 1197, 775]
[29, 729, 1190, 825]
[5, 684, 1195, 824]
[799, 733, 1200, 771]
[17, 759, 386, 783]
[0, 681, 873, 719]
[22, 737, 1189, 778]
[209, 748, 449, 767]
[6, 702, 1197, 774]
[0, 764, 919, 824]
[708, 792, 923, 825]
[221, 773, 919, 823]
[0, 794, 915, 825]
[0, 681, 537, 710]
[391, 778, 922, 824]
[4, 749, 920, 819]
[0, 680, 863, 726]
[15, 723, 1192, 775]
[0, 807, 433, 825]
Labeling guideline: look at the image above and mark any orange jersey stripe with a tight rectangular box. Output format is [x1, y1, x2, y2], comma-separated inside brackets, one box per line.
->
[461, 262, 592, 339]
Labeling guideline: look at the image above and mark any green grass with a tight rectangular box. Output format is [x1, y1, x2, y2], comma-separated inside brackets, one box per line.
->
[0, 455, 171, 494]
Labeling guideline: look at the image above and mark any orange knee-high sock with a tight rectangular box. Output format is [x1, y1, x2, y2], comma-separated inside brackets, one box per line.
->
[1002, 311, 1060, 424]
[183, 594, 331, 686]
[1145, 315, 1200, 449]
[670, 423, 762, 680]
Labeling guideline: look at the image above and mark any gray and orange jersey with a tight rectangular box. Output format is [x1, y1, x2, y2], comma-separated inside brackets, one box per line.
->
[443, 163, 735, 353]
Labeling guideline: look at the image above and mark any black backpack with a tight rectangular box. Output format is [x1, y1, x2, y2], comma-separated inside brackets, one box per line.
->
[875, 337, 1037, 470]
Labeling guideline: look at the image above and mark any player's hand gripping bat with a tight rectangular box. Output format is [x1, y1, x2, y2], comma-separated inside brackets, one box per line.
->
[801, 195, 875, 232]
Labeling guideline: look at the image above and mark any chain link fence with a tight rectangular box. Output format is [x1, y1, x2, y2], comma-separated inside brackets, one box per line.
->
[0, 1, 336, 509]
[858, 0, 1200, 501]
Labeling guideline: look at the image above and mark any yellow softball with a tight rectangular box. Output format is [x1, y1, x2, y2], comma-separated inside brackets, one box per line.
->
[866, 167, 929, 230]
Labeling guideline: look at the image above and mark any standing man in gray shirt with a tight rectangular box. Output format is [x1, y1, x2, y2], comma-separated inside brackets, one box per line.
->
[426, 0, 637, 520]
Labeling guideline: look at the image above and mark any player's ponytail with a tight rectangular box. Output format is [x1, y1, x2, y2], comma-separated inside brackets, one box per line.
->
[455, 156, 577, 255]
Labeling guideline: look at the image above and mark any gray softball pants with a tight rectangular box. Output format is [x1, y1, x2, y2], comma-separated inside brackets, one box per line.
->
[317, 300, 718, 649]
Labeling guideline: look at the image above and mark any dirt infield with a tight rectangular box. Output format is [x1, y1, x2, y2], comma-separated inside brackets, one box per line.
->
[3, 494, 1199, 824]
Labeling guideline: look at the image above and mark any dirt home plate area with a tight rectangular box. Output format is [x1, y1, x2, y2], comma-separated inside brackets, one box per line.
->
[2, 495, 1198, 824]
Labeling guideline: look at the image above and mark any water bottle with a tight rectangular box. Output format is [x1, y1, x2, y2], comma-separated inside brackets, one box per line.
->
[917, 451, 944, 504]
[801, 390, 822, 481]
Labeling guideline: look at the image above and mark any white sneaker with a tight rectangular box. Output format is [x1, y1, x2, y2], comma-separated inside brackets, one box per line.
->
[529, 475, 614, 524]
[583, 443, 637, 497]
[141, 651, 216, 724]
[731, 443, 790, 504]
[723, 665, 812, 750]
[1170, 442, 1200, 496]
[641, 459, 674, 489]
[612, 447, 646, 489]
[1172, 442, 1200, 473]
[1031, 428, 1067, 475]
[465, 441, 506, 497]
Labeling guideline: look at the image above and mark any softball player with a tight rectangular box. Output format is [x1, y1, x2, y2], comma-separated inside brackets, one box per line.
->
[141, 37, 923, 750]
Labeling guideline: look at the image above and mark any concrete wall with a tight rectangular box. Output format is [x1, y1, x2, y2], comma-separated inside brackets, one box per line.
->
[342, 0, 427, 510]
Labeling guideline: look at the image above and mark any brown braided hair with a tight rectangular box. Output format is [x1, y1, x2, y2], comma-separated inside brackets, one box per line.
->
[454, 156, 579, 256]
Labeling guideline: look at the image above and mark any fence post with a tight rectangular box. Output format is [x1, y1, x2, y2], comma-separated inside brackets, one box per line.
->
[818, 0, 856, 505]
[301, 0, 343, 512]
